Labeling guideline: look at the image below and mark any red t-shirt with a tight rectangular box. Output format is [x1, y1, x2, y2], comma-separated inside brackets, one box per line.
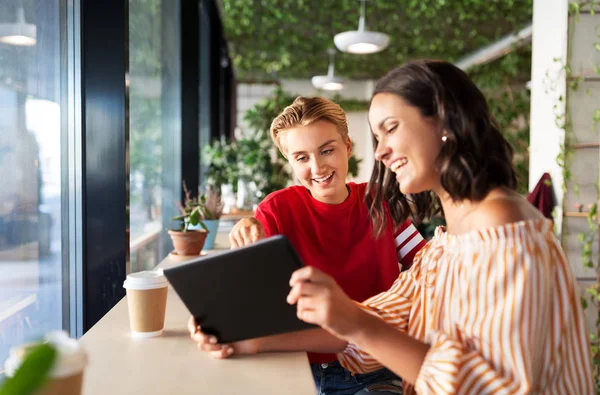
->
[255, 182, 426, 364]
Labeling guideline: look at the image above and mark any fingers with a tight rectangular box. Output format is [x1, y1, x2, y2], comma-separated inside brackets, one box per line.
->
[296, 307, 319, 325]
[188, 315, 236, 358]
[287, 281, 321, 305]
[191, 329, 216, 345]
[209, 346, 234, 359]
[189, 326, 234, 358]
[228, 231, 240, 249]
[187, 316, 198, 335]
[228, 218, 265, 248]
[289, 266, 331, 286]
[198, 342, 227, 352]
[249, 226, 262, 243]
[198, 342, 234, 359]
[241, 228, 253, 245]
[295, 295, 321, 325]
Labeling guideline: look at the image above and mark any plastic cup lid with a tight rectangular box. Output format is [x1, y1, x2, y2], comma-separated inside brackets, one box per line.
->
[123, 269, 168, 290]
[4, 331, 88, 378]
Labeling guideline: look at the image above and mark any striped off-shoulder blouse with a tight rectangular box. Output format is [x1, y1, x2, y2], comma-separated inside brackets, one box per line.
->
[338, 219, 594, 394]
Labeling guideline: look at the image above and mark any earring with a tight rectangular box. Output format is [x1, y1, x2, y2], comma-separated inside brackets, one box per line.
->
[441, 135, 448, 142]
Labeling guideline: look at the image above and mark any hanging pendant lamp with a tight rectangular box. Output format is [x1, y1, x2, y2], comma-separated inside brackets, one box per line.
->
[311, 48, 345, 91]
[334, 0, 389, 54]
[0, 6, 37, 46]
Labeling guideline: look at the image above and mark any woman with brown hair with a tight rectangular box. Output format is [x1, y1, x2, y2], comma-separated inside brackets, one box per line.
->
[288, 60, 594, 394]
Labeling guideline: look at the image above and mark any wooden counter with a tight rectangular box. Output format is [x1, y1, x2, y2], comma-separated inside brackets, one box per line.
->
[80, 232, 316, 395]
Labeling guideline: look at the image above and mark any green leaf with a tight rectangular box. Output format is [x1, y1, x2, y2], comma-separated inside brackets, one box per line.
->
[591, 203, 599, 218]
[197, 220, 209, 232]
[569, 1, 580, 16]
[188, 207, 200, 226]
[582, 296, 589, 310]
[593, 109, 600, 124]
[0, 344, 57, 395]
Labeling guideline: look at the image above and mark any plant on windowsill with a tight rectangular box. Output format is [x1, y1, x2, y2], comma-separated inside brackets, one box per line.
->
[187, 185, 224, 250]
[168, 183, 210, 257]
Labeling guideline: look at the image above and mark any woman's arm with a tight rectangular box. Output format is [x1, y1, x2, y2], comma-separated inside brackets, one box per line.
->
[289, 238, 592, 394]
[287, 266, 418, 373]
[254, 328, 347, 354]
[189, 316, 346, 358]
[345, 314, 429, 384]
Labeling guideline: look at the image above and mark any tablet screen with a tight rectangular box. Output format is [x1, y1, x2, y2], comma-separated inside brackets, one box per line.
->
[164, 235, 317, 343]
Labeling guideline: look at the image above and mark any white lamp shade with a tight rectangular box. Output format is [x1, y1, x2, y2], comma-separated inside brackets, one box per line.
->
[0, 7, 37, 46]
[311, 75, 345, 91]
[334, 30, 389, 54]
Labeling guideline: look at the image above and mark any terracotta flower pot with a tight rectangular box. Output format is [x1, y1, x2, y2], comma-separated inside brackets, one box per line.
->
[167, 229, 209, 256]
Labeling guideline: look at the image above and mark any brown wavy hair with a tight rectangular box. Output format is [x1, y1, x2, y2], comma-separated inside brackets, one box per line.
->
[366, 60, 517, 236]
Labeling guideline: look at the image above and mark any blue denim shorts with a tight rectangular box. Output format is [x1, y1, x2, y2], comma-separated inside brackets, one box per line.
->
[310, 361, 403, 395]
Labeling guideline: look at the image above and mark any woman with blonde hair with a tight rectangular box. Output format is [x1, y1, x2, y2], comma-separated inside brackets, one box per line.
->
[288, 60, 594, 394]
[190, 96, 427, 394]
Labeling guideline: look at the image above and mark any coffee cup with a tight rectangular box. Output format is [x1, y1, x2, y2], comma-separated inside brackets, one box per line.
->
[4, 331, 88, 395]
[123, 269, 169, 338]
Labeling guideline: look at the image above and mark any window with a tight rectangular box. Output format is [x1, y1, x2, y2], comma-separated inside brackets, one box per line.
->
[0, 0, 69, 367]
[129, 0, 181, 272]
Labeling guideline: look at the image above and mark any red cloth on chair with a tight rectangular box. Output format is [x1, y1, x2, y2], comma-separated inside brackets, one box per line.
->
[527, 173, 555, 219]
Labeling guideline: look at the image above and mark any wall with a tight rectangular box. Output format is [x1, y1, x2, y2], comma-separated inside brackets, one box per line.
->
[528, 0, 569, 232]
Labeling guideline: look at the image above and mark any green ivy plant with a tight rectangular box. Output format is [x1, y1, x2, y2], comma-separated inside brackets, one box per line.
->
[235, 134, 290, 200]
[468, 48, 532, 195]
[202, 137, 240, 189]
[221, 0, 533, 81]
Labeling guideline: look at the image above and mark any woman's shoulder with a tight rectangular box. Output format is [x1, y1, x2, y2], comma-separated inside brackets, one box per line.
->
[469, 191, 544, 231]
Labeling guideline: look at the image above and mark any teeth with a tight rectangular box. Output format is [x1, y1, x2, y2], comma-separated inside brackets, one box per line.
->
[314, 172, 334, 183]
[390, 159, 408, 172]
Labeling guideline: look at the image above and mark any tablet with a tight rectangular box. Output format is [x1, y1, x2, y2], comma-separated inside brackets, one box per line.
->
[163, 235, 316, 343]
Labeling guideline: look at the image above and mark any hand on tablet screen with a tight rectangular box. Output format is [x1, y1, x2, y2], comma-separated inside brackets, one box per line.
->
[287, 267, 365, 342]
[229, 217, 265, 248]
[188, 316, 259, 358]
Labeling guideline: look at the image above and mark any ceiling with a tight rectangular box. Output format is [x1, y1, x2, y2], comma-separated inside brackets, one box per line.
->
[220, 0, 533, 82]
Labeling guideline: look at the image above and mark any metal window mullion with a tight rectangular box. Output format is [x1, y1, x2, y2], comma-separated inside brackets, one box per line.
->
[63, 0, 85, 338]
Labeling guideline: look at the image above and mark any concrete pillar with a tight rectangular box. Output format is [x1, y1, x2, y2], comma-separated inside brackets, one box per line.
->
[528, 0, 569, 233]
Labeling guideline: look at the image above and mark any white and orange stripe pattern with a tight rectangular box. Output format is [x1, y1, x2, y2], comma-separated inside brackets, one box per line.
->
[338, 219, 594, 394]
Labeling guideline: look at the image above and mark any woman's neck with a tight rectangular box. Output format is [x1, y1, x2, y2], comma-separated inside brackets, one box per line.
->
[309, 184, 350, 205]
[437, 193, 478, 234]
[435, 186, 517, 234]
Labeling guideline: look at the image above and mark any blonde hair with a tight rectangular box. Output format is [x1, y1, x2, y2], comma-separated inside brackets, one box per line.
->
[270, 96, 349, 157]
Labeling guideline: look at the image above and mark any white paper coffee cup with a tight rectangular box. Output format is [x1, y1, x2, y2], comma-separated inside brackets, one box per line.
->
[4, 331, 88, 395]
[123, 270, 169, 338]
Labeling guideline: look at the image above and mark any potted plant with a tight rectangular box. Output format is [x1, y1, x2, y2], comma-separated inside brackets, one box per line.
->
[188, 185, 223, 250]
[168, 184, 210, 256]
